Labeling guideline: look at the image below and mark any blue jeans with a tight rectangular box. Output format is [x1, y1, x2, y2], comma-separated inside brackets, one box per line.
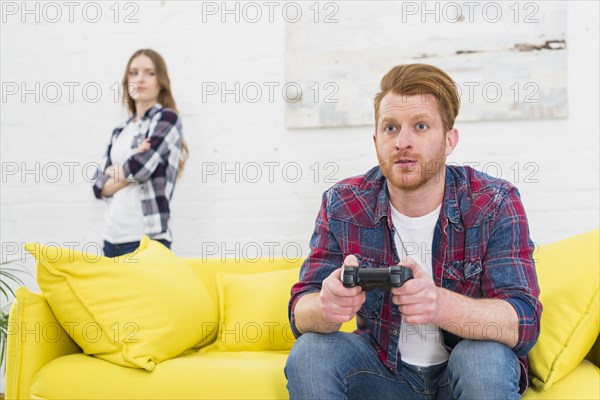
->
[103, 239, 171, 258]
[285, 332, 521, 400]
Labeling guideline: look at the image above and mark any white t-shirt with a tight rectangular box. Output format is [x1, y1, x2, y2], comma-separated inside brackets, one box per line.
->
[102, 120, 146, 243]
[391, 203, 449, 367]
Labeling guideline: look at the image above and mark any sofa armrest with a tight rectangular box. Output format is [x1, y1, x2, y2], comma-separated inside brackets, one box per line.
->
[6, 287, 81, 400]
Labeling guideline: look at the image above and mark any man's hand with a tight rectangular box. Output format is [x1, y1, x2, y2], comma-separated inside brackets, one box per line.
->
[391, 257, 440, 324]
[319, 255, 366, 323]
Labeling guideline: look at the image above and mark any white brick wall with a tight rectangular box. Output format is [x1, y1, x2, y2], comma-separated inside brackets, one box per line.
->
[1, 1, 598, 262]
[2, 1, 598, 264]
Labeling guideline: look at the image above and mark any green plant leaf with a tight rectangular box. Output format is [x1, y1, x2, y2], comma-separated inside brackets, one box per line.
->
[1, 258, 29, 371]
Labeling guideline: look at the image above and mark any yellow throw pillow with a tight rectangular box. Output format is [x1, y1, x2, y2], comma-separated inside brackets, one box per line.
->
[210, 268, 299, 351]
[528, 229, 600, 390]
[25, 236, 217, 371]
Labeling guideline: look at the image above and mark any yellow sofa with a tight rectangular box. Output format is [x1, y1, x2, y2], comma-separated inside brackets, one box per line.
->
[6, 230, 599, 399]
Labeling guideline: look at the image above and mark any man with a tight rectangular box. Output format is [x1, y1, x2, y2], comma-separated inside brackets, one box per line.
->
[285, 64, 542, 399]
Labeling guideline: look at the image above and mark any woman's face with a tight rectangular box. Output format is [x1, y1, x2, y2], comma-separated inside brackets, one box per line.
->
[127, 54, 160, 105]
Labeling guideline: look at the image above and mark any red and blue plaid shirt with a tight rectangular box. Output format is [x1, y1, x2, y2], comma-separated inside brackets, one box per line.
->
[289, 165, 542, 393]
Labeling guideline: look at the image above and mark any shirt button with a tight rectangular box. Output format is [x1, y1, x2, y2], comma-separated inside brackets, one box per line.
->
[392, 329, 398, 336]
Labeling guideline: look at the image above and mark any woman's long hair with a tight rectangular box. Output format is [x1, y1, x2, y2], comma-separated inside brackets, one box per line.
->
[121, 49, 188, 177]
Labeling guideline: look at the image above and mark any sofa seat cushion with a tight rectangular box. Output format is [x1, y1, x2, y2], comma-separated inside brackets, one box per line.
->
[31, 349, 289, 399]
[522, 359, 600, 399]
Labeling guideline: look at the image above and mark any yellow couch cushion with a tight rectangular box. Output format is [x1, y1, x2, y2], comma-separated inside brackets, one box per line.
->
[186, 257, 303, 306]
[523, 360, 600, 399]
[185, 258, 303, 346]
[209, 268, 299, 351]
[587, 335, 600, 366]
[528, 229, 600, 390]
[25, 237, 217, 371]
[31, 349, 289, 399]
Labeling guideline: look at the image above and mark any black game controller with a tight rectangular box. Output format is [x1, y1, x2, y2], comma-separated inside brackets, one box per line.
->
[341, 265, 413, 291]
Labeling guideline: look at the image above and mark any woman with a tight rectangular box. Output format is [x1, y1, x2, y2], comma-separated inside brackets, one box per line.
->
[93, 49, 188, 257]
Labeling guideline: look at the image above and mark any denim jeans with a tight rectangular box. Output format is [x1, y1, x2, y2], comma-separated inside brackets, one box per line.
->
[103, 239, 171, 258]
[285, 332, 521, 400]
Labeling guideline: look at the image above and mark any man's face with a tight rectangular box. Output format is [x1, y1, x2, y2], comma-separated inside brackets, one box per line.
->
[374, 92, 456, 191]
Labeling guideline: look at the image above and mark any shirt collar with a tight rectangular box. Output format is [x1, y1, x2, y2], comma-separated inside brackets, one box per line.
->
[373, 165, 463, 229]
[444, 166, 460, 222]
[126, 103, 163, 124]
[374, 168, 391, 227]
[141, 103, 163, 120]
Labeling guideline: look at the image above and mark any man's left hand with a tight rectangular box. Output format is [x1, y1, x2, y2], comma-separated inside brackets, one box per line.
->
[391, 257, 440, 324]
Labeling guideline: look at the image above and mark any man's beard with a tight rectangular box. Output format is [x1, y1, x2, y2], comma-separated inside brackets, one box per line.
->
[377, 143, 446, 191]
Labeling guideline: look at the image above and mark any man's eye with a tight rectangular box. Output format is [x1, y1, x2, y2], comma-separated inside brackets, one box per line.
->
[385, 125, 398, 133]
[416, 123, 428, 130]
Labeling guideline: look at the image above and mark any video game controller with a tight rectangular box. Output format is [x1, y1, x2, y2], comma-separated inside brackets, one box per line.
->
[340, 264, 413, 291]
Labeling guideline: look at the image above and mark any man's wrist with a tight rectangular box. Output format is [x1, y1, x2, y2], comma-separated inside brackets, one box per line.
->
[433, 287, 454, 326]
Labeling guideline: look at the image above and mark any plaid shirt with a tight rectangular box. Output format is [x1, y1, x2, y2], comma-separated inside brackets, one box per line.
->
[93, 104, 183, 241]
[289, 165, 542, 393]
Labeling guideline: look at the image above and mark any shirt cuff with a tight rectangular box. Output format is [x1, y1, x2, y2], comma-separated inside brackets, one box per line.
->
[288, 289, 320, 338]
[93, 173, 110, 199]
[502, 296, 539, 356]
[121, 159, 138, 183]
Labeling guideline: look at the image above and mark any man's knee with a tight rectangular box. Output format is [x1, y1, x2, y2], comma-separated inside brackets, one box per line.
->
[447, 340, 520, 399]
[285, 331, 359, 398]
[285, 332, 344, 376]
[449, 340, 517, 369]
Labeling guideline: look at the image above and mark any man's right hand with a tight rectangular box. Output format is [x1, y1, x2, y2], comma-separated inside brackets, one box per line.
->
[319, 255, 366, 323]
